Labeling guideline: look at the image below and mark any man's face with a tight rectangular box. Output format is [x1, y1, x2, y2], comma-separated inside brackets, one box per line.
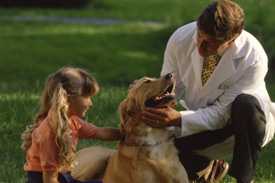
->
[197, 30, 225, 57]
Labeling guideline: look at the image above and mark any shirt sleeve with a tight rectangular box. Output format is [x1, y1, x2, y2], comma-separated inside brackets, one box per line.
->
[71, 116, 98, 139]
[38, 127, 59, 172]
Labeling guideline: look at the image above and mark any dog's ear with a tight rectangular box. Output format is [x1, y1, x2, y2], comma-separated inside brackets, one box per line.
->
[128, 79, 139, 90]
[119, 99, 130, 134]
[119, 99, 128, 124]
[119, 98, 138, 134]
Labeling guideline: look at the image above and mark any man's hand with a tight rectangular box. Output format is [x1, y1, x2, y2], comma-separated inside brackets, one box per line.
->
[141, 106, 181, 128]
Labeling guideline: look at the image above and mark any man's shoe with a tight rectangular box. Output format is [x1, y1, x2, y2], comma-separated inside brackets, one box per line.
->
[208, 160, 229, 183]
[196, 160, 229, 183]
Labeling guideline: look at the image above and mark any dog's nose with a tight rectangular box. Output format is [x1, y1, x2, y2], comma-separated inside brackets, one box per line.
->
[165, 73, 173, 80]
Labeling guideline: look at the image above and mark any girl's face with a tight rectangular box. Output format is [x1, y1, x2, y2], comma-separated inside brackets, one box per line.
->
[68, 95, 93, 118]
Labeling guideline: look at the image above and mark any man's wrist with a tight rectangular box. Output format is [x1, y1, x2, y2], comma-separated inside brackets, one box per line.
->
[169, 113, 182, 127]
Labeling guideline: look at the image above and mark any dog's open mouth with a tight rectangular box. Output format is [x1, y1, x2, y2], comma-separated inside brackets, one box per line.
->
[145, 83, 175, 108]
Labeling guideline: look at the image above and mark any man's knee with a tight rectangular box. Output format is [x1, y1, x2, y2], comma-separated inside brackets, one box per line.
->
[231, 94, 266, 137]
[231, 94, 260, 116]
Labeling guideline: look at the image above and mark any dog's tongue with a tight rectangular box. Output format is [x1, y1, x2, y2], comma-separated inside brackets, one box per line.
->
[145, 95, 175, 108]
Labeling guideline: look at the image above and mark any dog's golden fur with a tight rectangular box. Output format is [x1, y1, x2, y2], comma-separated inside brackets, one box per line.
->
[103, 74, 189, 183]
[71, 146, 115, 181]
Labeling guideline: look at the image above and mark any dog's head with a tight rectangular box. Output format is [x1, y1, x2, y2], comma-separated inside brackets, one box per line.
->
[119, 73, 175, 134]
[126, 73, 175, 112]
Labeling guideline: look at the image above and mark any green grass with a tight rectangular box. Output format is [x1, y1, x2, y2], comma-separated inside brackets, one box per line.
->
[0, 21, 175, 91]
[0, 0, 275, 182]
[1, 0, 275, 64]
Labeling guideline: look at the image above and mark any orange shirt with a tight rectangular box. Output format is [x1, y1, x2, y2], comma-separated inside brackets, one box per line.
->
[24, 115, 98, 172]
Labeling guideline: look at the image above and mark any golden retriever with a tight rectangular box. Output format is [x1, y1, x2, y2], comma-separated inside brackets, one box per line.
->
[71, 146, 115, 181]
[103, 73, 189, 183]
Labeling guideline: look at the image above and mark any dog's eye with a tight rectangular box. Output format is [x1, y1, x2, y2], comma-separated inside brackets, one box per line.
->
[144, 80, 151, 83]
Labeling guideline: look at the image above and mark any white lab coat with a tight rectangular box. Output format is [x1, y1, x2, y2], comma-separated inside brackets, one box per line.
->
[161, 22, 275, 158]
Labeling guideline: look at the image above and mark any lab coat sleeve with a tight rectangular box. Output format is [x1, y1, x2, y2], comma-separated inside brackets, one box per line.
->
[161, 32, 178, 76]
[180, 59, 268, 136]
[161, 30, 187, 100]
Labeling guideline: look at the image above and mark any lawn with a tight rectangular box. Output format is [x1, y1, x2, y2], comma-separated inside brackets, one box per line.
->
[0, 0, 274, 182]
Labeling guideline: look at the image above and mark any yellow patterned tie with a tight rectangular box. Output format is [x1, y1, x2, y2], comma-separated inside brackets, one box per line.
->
[201, 54, 221, 86]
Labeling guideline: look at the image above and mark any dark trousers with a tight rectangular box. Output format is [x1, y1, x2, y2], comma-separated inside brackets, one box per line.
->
[27, 171, 66, 183]
[174, 94, 266, 183]
[26, 171, 102, 183]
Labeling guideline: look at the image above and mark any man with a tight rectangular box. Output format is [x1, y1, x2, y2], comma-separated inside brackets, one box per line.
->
[141, 0, 275, 183]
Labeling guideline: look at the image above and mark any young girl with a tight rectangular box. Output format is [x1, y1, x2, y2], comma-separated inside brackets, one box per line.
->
[21, 67, 121, 183]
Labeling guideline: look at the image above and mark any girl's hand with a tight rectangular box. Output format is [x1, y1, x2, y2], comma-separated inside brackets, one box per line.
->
[95, 128, 122, 141]
[43, 171, 59, 183]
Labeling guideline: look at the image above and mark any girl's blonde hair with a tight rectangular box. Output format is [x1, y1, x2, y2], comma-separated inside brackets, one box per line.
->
[21, 67, 99, 169]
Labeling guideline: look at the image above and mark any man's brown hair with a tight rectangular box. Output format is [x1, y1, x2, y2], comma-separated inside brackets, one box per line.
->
[197, 0, 244, 41]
